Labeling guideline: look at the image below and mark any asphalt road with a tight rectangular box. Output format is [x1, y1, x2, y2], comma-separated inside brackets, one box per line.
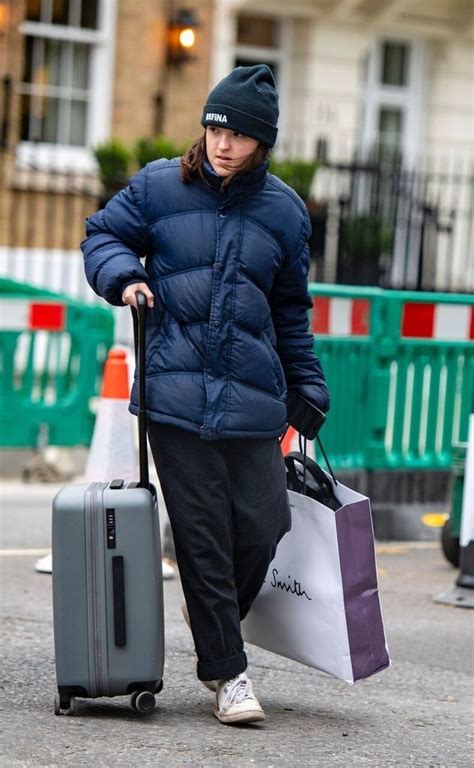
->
[0, 482, 473, 768]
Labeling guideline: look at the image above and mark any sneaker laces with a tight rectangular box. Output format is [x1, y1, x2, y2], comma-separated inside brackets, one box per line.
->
[218, 674, 253, 714]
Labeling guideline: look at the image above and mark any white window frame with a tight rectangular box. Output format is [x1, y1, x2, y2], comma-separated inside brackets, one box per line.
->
[210, 3, 290, 153]
[16, 0, 117, 173]
[234, 18, 290, 149]
[361, 37, 426, 167]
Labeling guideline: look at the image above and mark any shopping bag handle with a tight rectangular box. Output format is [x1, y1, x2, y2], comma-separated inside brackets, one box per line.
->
[285, 451, 333, 489]
[279, 426, 337, 487]
[313, 434, 337, 487]
[285, 451, 342, 509]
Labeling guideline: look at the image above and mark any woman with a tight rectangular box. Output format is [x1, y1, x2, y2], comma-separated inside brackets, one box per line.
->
[82, 64, 329, 725]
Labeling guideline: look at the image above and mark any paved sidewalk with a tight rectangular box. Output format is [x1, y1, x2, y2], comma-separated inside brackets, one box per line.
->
[0, 482, 473, 767]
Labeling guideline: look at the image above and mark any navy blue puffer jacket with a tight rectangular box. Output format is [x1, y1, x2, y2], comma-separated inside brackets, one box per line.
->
[82, 159, 329, 439]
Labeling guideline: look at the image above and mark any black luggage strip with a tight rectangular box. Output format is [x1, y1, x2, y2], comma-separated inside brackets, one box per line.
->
[112, 556, 127, 647]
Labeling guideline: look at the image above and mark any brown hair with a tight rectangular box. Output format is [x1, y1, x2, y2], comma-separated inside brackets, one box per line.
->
[180, 133, 270, 188]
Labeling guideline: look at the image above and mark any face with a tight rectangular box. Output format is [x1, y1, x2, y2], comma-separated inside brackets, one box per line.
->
[205, 126, 259, 177]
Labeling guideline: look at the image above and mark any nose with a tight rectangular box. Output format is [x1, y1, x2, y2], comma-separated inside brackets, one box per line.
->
[217, 132, 231, 151]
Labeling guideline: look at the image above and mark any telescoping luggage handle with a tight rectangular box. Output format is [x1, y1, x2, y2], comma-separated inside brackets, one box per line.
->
[131, 291, 149, 490]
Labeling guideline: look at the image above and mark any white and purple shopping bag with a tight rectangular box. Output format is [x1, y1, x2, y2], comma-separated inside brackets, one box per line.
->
[242, 457, 390, 683]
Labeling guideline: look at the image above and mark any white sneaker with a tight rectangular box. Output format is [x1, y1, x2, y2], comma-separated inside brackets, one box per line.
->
[35, 553, 52, 574]
[181, 602, 217, 693]
[162, 557, 176, 580]
[214, 673, 265, 725]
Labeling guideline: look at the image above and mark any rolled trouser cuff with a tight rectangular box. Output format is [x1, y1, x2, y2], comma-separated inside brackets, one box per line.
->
[197, 651, 247, 682]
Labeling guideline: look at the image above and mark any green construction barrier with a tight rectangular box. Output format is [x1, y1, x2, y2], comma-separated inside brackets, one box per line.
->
[309, 284, 474, 471]
[309, 285, 381, 468]
[450, 443, 467, 539]
[0, 278, 114, 447]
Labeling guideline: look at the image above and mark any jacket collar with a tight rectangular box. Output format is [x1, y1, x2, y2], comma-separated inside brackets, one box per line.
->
[202, 160, 268, 203]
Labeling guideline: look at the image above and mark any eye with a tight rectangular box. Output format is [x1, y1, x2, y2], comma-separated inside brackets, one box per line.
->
[233, 132, 244, 138]
[209, 126, 218, 133]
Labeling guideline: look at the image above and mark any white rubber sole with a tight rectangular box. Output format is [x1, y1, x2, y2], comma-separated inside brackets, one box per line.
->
[213, 706, 266, 725]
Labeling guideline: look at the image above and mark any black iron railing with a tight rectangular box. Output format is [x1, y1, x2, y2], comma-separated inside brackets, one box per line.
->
[1, 146, 473, 294]
[308, 158, 474, 293]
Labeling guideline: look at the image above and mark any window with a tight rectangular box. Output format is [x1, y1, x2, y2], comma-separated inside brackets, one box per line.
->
[237, 15, 279, 49]
[378, 106, 403, 153]
[17, 0, 116, 171]
[25, 0, 98, 28]
[234, 14, 282, 85]
[20, 35, 92, 146]
[360, 39, 425, 167]
[381, 42, 409, 87]
[211, 8, 289, 152]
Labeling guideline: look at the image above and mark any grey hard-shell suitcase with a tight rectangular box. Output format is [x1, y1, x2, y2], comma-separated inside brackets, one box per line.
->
[52, 293, 164, 715]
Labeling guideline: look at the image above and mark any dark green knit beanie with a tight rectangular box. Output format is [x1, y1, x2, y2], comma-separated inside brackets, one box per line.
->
[201, 64, 279, 148]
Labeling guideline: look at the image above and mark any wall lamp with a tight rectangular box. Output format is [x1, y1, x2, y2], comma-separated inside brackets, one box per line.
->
[168, 9, 200, 64]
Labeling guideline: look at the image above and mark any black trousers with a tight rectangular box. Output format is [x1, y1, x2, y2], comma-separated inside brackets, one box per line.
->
[148, 422, 291, 682]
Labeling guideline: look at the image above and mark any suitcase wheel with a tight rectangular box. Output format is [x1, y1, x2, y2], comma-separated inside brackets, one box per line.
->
[130, 690, 156, 715]
[54, 693, 76, 716]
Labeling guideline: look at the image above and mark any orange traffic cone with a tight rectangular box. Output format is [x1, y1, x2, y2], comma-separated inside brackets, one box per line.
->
[280, 426, 315, 459]
[84, 349, 138, 482]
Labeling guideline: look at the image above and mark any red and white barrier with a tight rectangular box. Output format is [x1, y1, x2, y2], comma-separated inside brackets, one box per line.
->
[312, 297, 370, 336]
[402, 303, 474, 341]
[0, 299, 66, 332]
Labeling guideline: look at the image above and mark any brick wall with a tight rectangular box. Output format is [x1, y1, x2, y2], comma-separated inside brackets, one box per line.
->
[113, 0, 213, 148]
[162, 0, 214, 146]
[0, 0, 97, 249]
[112, 0, 167, 145]
[0, 0, 24, 151]
[1, 0, 28, 248]
[0, 0, 214, 250]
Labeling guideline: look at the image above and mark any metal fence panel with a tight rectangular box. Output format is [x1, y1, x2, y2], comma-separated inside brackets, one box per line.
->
[311, 161, 474, 293]
[310, 285, 474, 471]
[0, 278, 114, 447]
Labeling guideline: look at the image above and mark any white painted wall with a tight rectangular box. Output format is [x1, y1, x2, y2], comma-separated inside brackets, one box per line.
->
[282, 20, 368, 160]
[426, 40, 474, 164]
[211, 5, 474, 166]
[209, 5, 474, 287]
[284, 20, 474, 168]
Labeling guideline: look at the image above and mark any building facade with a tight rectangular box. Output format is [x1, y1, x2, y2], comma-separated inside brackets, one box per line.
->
[0, 0, 212, 253]
[211, 0, 474, 290]
[1, 0, 473, 300]
[213, 0, 473, 166]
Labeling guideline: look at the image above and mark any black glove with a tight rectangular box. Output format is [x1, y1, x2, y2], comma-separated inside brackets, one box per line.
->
[286, 390, 326, 440]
